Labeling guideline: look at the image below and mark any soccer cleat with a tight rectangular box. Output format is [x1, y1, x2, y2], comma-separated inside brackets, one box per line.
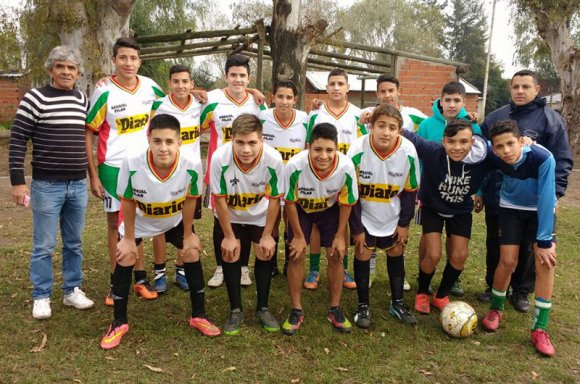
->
[403, 278, 411, 292]
[432, 293, 450, 311]
[530, 329, 555, 357]
[134, 279, 158, 300]
[241, 266, 252, 287]
[223, 309, 243, 336]
[304, 271, 320, 290]
[450, 280, 465, 297]
[281, 309, 305, 336]
[100, 321, 129, 350]
[153, 273, 168, 293]
[482, 309, 503, 332]
[257, 308, 280, 333]
[207, 266, 224, 288]
[105, 290, 114, 307]
[175, 273, 189, 291]
[353, 303, 371, 329]
[414, 293, 430, 314]
[63, 287, 94, 310]
[189, 316, 221, 337]
[343, 271, 357, 290]
[32, 298, 51, 320]
[477, 286, 492, 302]
[390, 300, 417, 325]
[327, 307, 352, 333]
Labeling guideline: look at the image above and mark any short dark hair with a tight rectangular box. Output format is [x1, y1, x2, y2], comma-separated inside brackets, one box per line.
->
[273, 80, 298, 96]
[441, 81, 466, 98]
[376, 74, 399, 88]
[225, 54, 250, 75]
[169, 64, 191, 79]
[490, 120, 520, 143]
[444, 119, 472, 138]
[371, 103, 402, 127]
[148, 114, 181, 136]
[309, 123, 338, 145]
[328, 68, 348, 82]
[512, 69, 540, 85]
[232, 113, 262, 136]
[113, 37, 140, 58]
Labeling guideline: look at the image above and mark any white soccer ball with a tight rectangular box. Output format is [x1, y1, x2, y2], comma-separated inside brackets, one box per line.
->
[440, 301, 478, 338]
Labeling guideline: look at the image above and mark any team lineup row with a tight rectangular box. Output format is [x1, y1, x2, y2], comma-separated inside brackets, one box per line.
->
[8, 37, 572, 358]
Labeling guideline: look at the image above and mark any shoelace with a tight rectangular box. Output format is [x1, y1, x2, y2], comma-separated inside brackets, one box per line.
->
[330, 308, 345, 322]
[488, 309, 501, 320]
[535, 330, 552, 345]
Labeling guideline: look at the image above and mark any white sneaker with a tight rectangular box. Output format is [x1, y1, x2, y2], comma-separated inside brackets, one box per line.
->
[403, 278, 411, 291]
[241, 266, 252, 286]
[63, 287, 95, 310]
[32, 298, 51, 319]
[207, 266, 224, 288]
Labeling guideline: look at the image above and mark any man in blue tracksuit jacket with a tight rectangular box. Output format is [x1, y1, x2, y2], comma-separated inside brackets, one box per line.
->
[477, 69, 573, 311]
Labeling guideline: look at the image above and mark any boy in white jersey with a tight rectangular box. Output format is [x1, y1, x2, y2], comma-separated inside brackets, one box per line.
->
[210, 114, 284, 335]
[149, 64, 203, 292]
[259, 80, 308, 276]
[282, 123, 358, 335]
[348, 104, 420, 328]
[86, 38, 165, 305]
[201, 55, 266, 288]
[100, 114, 220, 350]
[305, 68, 366, 291]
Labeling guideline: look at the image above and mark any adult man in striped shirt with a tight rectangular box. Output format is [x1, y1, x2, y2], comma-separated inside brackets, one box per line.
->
[9, 46, 95, 320]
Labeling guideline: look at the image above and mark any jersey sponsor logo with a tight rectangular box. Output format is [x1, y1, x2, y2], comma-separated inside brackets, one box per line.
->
[181, 125, 200, 144]
[222, 126, 233, 143]
[136, 197, 185, 218]
[276, 146, 302, 163]
[227, 193, 264, 210]
[337, 143, 349, 155]
[359, 170, 373, 180]
[298, 196, 330, 212]
[359, 182, 399, 202]
[116, 113, 149, 135]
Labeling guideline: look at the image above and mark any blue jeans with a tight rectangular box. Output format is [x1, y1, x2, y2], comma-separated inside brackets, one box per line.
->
[30, 179, 87, 299]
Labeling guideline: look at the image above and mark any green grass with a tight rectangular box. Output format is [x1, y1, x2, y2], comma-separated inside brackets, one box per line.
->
[0, 121, 12, 130]
[0, 198, 579, 383]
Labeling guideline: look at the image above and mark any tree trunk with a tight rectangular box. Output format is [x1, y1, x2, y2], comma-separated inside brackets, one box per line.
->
[270, 0, 327, 109]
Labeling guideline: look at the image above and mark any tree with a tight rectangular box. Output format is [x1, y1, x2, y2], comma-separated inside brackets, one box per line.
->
[511, 0, 580, 152]
[0, 9, 22, 70]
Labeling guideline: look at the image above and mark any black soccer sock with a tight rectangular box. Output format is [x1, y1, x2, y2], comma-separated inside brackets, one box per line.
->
[387, 254, 405, 303]
[109, 272, 114, 288]
[255, 258, 273, 310]
[271, 236, 279, 271]
[212, 218, 223, 267]
[436, 261, 463, 298]
[240, 236, 251, 267]
[418, 267, 435, 295]
[222, 260, 242, 311]
[134, 269, 147, 283]
[154, 263, 166, 277]
[354, 258, 370, 305]
[112, 264, 133, 324]
[183, 261, 205, 318]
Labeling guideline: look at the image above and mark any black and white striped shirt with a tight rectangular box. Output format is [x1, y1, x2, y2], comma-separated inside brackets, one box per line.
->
[9, 85, 88, 185]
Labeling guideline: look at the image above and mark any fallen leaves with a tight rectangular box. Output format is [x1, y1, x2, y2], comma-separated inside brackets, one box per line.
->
[143, 364, 163, 373]
[29, 333, 47, 353]
[223, 366, 236, 372]
[419, 369, 434, 377]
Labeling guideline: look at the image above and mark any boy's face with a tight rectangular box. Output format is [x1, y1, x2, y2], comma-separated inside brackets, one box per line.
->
[326, 75, 349, 103]
[169, 72, 193, 99]
[510, 75, 540, 106]
[113, 47, 141, 80]
[225, 66, 250, 94]
[440, 93, 465, 120]
[370, 115, 401, 153]
[148, 128, 181, 170]
[273, 87, 297, 113]
[308, 137, 337, 174]
[492, 132, 524, 164]
[442, 128, 474, 162]
[232, 131, 263, 166]
[376, 81, 400, 106]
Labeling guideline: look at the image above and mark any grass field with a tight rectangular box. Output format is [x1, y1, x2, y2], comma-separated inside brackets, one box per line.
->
[1, 189, 579, 383]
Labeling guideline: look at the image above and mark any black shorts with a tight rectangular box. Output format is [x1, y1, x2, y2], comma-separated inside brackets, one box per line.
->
[287, 203, 339, 248]
[420, 206, 472, 239]
[364, 228, 397, 251]
[498, 208, 538, 246]
[134, 220, 195, 249]
[213, 216, 264, 244]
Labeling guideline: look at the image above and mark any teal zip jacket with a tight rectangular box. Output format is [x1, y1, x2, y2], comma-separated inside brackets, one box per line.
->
[416, 98, 481, 142]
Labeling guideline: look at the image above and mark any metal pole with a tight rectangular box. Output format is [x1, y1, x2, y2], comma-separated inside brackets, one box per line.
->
[482, 0, 497, 119]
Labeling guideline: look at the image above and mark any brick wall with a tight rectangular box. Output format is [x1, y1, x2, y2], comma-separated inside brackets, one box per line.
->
[0, 75, 31, 122]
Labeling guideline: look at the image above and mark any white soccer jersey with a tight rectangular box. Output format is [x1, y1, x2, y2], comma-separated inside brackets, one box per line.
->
[347, 134, 420, 236]
[210, 143, 284, 226]
[86, 75, 164, 167]
[151, 94, 203, 162]
[117, 150, 203, 239]
[285, 150, 358, 213]
[260, 108, 308, 164]
[362, 105, 427, 132]
[307, 102, 367, 155]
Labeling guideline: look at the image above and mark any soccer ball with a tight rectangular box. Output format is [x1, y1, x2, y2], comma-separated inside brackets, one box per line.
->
[440, 301, 478, 338]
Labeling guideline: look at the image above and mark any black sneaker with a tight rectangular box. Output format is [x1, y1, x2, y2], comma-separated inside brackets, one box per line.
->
[510, 292, 531, 313]
[223, 309, 243, 336]
[477, 286, 492, 302]
[353, 304, 371, 329]
[390, 300, 417, 325]
[281, 308, 304, 335]
[328, 306, 353, 333]
[450, 279, 465, 297]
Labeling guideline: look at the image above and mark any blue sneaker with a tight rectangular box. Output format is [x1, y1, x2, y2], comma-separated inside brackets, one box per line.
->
[154, 273, 168, 293]
[343, 270, 356, 290]
[175, 267, 189, 291]
[304, 271, 320, 290]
